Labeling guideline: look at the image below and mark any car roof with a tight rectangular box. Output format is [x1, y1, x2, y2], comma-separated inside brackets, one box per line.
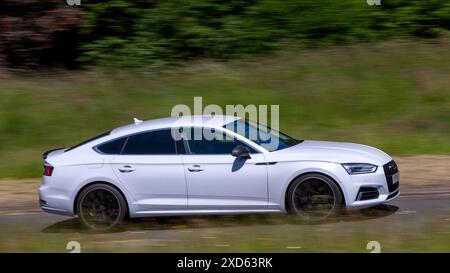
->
[111, 115, 241, 136]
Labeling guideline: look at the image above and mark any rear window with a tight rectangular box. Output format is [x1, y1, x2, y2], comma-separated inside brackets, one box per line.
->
[96, 137, 127, 154]
[66, 131, 110, 152]
[121, 129, 176, 155]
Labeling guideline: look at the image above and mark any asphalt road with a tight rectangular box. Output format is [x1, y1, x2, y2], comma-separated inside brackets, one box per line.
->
[1, 193, 450, 252]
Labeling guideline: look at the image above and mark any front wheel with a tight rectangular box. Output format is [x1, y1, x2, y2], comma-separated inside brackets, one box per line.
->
[287, 173, 344, 220]
[76, 184, 128, 230]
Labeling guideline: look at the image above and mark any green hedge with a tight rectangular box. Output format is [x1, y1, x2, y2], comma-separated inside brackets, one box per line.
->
[1, 0, 450, 68]
[78, 0, 450, 68]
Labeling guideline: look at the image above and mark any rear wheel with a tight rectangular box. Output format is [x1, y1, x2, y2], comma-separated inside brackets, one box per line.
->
[287, 173, 344, 220]
[76, 184, 127, 230]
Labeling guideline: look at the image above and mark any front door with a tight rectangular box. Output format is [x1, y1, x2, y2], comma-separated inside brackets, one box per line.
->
[182, 128, 268, 210]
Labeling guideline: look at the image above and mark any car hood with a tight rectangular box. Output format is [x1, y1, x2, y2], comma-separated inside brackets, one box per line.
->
[274, 140, 392, 165]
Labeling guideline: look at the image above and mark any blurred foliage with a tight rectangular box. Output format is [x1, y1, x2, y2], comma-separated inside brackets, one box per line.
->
[1, 0, 450, 68]
[80, 0, 450, 68]
[80, 0, 369, 67]
[0, 0, 81, 69]
[1, 39, 449, 177]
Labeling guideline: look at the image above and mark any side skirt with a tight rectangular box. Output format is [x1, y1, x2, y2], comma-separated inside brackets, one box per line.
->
[130, 209, 283, 218]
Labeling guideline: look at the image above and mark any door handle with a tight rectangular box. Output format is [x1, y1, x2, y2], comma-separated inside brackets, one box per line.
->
[118, 165, 135, 173]
[188, 165, 204, 172]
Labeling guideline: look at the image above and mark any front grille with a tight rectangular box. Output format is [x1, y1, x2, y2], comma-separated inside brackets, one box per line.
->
[383, 160, 399, 193]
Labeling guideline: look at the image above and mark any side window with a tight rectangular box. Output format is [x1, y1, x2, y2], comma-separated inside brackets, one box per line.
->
[184, 127, 255, 155]
[96, 137, 127, 154]
[122, 129, 176, 155]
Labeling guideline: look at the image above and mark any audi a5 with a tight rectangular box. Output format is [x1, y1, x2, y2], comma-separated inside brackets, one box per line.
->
[39, 115, 399, 229]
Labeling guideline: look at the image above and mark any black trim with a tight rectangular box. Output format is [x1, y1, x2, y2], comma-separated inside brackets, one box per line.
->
[387, 190, 400, 200]
[356, 186, 379, 201]
[42, 148, 65, 159]
[255, 162, 277, 165]
[383, 160, 400, 193]
[175, 140, 186, 155]
[120, 137, 129, 154]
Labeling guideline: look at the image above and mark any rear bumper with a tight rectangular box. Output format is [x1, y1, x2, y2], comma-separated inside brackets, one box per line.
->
[40, 205, 73, 216]
[39, 181, 74, 217]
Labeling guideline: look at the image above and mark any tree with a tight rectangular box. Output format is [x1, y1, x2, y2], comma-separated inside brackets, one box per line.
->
[0, 0, 81, 69]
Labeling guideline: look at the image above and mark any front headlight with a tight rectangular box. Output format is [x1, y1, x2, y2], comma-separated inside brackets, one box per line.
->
[342, 163, 378, 175]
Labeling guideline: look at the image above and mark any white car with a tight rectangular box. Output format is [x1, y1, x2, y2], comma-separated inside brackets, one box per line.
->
[39, 115, 399, 229]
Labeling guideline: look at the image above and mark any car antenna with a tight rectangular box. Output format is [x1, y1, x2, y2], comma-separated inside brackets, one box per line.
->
[133, 117, 143, 125]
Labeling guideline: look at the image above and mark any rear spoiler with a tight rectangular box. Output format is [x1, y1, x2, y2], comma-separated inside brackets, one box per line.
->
[42, 148, 66, 159]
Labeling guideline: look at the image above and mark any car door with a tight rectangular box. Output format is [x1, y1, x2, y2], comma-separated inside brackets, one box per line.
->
[182, 127, 268, 210]
[110, 129, 187, 210]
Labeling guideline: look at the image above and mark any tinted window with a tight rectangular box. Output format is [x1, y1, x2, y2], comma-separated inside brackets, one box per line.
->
[184, 128, 255, 155]
[122, 129, 176, 155]
[96, 137, 127, 154]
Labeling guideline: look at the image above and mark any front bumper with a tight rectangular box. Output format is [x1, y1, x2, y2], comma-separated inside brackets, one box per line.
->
[345, 160, 399, 209]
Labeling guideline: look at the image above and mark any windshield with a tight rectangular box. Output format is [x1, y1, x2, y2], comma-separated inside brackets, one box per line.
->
[224, 119, 302, 152]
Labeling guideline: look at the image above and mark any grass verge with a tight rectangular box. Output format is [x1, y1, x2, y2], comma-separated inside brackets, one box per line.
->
[0, 39, 449, 178]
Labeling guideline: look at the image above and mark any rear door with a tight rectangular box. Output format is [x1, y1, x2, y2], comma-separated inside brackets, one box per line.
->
[110, 129, 187, 210]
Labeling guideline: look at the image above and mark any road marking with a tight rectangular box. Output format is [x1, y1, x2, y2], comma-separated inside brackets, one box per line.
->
[399, 193, 450, 198]
[172, 225, 190, 229]
[0, 211, 40, 216]
[153, 243, 168, 247]
[397, 210, 417, 215]
[109, 239, 146, 244]
[286, 246, 302, 249]
[202, 236, 217, 239]
[178, 230, 194, 233]
[128, 231, 146, 234]
[89, 241, 106, 245]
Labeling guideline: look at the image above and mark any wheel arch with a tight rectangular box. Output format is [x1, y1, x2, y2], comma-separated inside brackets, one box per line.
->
[284, 171, 346, 212]
[73, 181, 130, 217]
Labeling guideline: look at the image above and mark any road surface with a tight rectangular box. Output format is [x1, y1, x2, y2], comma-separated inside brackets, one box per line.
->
[1, 192, 449, 252]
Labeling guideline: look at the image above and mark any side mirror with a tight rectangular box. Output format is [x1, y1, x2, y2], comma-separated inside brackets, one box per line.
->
[231, 145, 251, 159]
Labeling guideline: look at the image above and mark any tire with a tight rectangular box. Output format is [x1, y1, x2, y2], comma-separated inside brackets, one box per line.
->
[287, 173, 344, 220]
[76, 183, 128, 230]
